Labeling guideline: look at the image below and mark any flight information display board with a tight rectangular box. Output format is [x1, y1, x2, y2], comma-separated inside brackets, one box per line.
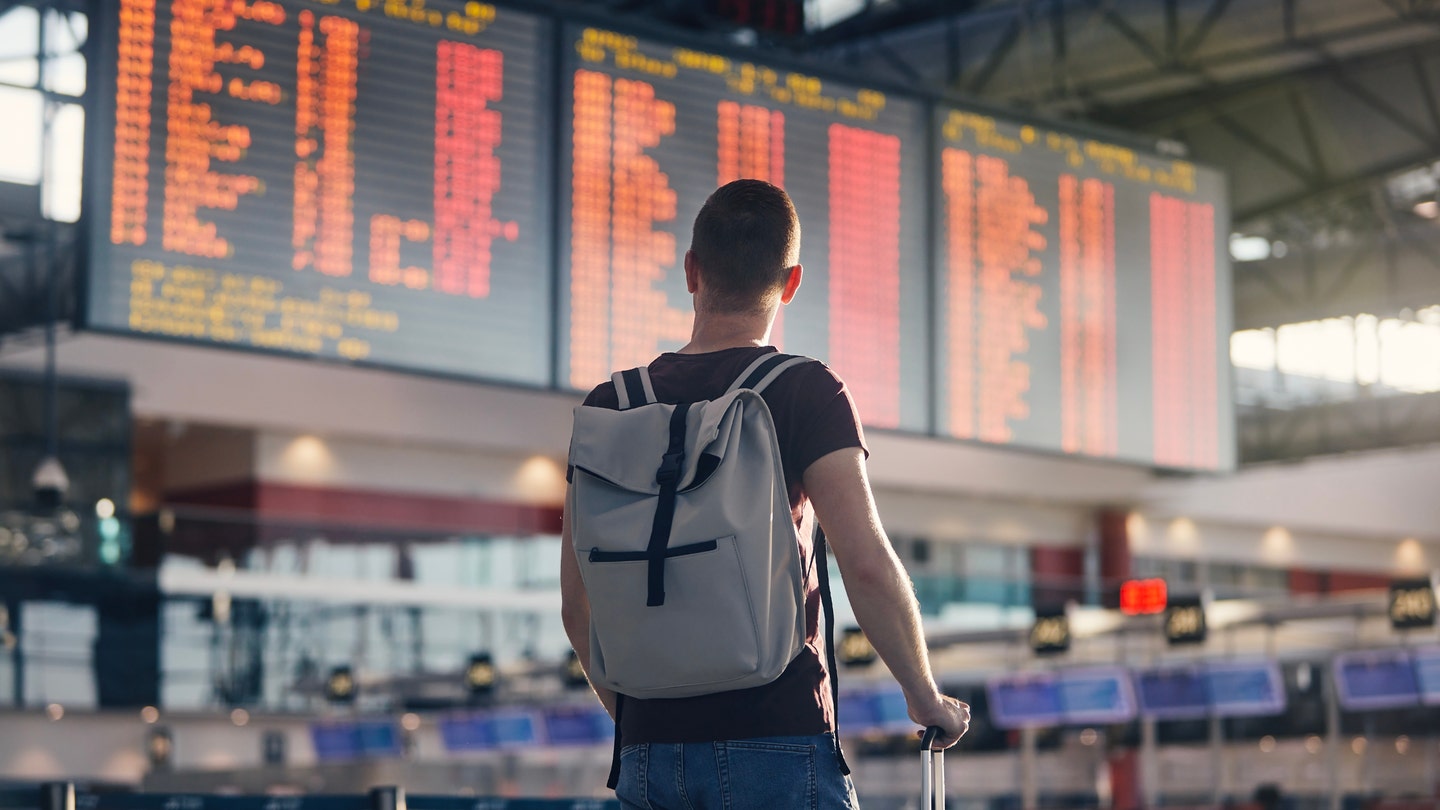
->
[935, 106, 1234, 469]
[87, 1, 553, 385]
[558, 25, 930, 430]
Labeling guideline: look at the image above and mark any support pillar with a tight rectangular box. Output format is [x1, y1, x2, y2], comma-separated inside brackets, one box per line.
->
[1141, 716, 1160, 808]
[1108, 748, 1140, 810]
[1097, 510, 1131, 608]
[1020, 727, 1039, 810]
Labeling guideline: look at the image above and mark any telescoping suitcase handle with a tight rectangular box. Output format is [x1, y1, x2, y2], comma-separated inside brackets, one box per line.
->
[920, 726, 946, 810]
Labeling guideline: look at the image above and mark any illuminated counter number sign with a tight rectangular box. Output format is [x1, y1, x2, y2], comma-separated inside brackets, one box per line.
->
[1164, 596, 1207, 645]
[840, 626, 878, 667]
[1120, 578, 1168, 616]
[1030, 609, 1071, 655]
[1390, 579, 1437, 630]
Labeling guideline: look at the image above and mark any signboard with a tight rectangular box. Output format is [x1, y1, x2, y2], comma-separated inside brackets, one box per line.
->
[1119, 578, 1168, 616]
[1030, 608, 1071, 655]
[840, 626, 879, 667]
[933, 104, 1233, 469]
[1164, 595, 1207, 645]
[88, 0, 554, 384]
[87, 4, 1236, 469]
[558, 24, 930, 430]
[1389, 578, 1437, 630]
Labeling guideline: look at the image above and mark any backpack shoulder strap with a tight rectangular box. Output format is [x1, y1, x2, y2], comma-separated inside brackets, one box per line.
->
[611, 366, 657, 410]
[815, 525, 852, 776]
[725, 353, 814, 397]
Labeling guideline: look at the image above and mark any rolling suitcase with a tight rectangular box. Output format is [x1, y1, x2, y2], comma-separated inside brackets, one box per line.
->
[920, 726, 946, 810]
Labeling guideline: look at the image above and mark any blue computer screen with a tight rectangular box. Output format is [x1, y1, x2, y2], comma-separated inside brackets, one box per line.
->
[1335, 650, 1420, 710]
[988, 676, 1064, 729]
[1414, 648, 1440, 706]
[1137, 667, 1210, 720]
[1205, 661, 1285, 717]
[1057, 668, 1136, 724]
[542, 707, 613, 746]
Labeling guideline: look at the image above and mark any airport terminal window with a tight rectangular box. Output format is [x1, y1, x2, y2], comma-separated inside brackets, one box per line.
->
[1231, 307, 1440, 405]
[1208, 561, 1290, 598]
[1131, 557, 1200, 587]
[0, 5, 86, 221]
[145, 533, 570, 710]
[1133, 556, 1289, 599]
[911, 542, 1031, 615]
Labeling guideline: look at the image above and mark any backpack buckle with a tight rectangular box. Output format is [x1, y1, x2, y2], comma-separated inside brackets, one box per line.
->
[656, 452, 684, 486]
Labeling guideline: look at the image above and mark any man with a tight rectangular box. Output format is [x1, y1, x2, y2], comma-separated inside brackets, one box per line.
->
[561, 179, 970, 809]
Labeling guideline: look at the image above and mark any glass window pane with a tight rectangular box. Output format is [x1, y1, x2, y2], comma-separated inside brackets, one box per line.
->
[0, 86, 42, 183]
[42, 11, 86, 96]
[0, 7, 40, 87]
[44, 102, 83, 222]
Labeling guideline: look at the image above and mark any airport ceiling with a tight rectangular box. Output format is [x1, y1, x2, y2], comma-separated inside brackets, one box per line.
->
[609, 0, 1440, 329]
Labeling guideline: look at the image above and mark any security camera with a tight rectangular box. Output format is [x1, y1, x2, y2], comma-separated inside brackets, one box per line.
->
[31, 456, 69, 512]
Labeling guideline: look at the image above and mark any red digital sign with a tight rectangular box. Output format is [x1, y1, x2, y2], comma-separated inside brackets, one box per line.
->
[89, 0, 554, 385]
[1120, 578, 1168, 616]
[935, 108, 1233, 470]
[561, 26, 930, 430]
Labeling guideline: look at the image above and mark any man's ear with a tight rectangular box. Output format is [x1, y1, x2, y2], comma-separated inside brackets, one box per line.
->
[779, 264, 803, 305]
[684, 250, 700, 294]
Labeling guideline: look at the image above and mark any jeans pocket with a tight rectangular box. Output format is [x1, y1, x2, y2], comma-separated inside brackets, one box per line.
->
[720, 739, 817, 810]
[615, 744, 648, 809]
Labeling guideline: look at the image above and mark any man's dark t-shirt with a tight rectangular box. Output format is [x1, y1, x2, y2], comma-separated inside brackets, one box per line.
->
[577, 345, 867, 746]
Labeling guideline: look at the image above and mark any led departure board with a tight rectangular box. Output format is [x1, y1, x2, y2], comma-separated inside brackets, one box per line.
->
[558, 26, 930, 430]
[935, 107, 1234, 469]
[85, 4, 1237, 467]
[87, 1, 552, 385]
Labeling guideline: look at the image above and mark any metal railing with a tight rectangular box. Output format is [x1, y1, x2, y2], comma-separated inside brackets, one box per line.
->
[7, 785, 619, 810]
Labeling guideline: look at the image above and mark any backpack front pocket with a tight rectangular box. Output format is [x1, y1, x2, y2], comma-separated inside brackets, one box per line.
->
[579, 534, 762, 694]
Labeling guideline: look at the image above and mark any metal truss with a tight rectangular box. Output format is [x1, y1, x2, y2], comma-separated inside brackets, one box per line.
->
[1238, 389, 1440, 463]
[0, 224, 76, 350]
[810, 0, 1440, 232]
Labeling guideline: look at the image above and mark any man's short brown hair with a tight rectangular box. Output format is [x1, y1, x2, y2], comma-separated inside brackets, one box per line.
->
[690, 180, 800, 313]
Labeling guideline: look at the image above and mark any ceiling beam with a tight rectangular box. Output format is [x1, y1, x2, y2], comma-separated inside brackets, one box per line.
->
[1235, 150, 1440, 225]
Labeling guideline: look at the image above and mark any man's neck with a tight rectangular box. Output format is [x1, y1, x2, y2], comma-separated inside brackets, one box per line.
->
[677, 309, 775, 354]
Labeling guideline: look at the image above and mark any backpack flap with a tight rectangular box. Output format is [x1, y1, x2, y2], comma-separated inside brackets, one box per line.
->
[569, 394, 746, 495]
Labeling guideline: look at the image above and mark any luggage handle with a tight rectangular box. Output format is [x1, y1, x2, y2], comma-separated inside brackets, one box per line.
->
[920, 726, 946, 810]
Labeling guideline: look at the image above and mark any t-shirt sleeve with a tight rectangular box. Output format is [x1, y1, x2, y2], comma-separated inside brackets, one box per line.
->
[778, 362, 868, 484]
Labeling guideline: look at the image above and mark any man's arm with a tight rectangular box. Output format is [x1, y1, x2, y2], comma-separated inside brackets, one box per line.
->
[804, 447, 971, 749]
[560, 505, 619, 720]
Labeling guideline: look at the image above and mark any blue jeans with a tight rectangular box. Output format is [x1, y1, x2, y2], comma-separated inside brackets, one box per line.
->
[615, 732, 860, 810]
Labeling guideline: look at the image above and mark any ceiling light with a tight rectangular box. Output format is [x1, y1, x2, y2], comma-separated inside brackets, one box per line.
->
[1229, 234, 1271, 262]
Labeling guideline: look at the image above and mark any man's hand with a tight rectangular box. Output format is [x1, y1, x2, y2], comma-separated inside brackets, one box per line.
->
[908, 693, 972, 750]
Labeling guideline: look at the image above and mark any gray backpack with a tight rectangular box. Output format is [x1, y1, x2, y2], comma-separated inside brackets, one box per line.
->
[567, 352, 814, 699]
